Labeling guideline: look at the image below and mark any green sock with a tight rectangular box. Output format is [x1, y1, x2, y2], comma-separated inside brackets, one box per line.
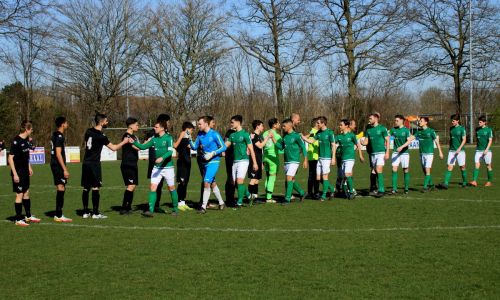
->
[170, 190, 179, 212]
[461, 169, 467, 185]
[293, 181, 304, 196]
[473, 169, 479, 181]
[444, 170, 452, 185]
[148, 191, 156, 212]
[404, 172, 410, 191]
[237, 184, 245, 205]
[322, 180, 329, 198]
[424, 175, 430, 188]
[285, 181, 294, 202]
[429, 175, 434, 187]
[377, 173, 385, 193]
[346, 177, 354, 193]
[392, 171, 398, 191]
[487, 170, 493, 182]
[266, 175, 276, 200]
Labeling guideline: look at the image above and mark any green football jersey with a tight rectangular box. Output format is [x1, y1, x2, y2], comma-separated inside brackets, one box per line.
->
[276, 131, 306, 163]
[134, 133, 174, 168]
[416, 127, 436, 154]
[313, 128, 335, 159]
[228, 129, 252, 162]
[365, 124, 388, 154]
[263, 129, 282, 159]
[336, 132, 357, 161]
[390, 127, 411, 154]
[476, 126, 493, 151]
[449, 125, 466, 151]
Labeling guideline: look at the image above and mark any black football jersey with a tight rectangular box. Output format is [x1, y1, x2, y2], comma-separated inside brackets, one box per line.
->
[51, 131, 66, 165]
[121, 132, 138, 164]
[251, 132, 263, 163]
[83, 128, 110, 163]
[10, 135, 31, 171]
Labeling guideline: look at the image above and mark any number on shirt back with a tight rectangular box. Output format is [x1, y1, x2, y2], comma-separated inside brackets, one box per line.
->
[87, 137, 92, 149]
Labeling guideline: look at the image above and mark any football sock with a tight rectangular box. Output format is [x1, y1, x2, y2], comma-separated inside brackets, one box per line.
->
[444, 170, 452, 185]
[148, 191, 156, 213]
[91, 190, 100, 214]
[473, 169, 479, 181]
[346, 176, 354, 193]
[461, 169, 467, 185]
[22, 199, 31, 218]
[322, 180, 330, 198]
[170, 190, 179, 213]
[424, 175, 430, 188]
[237, 184, 246, 205]
[202, 187, 211, 209]
[392, 171, 398, 191]
[212, 185, 225, 205]
[56, 190, 65, 217]
[377, 173, 385, 193]
[487, 169, 493, 182]
[285, 181, 294, 202]
[155, 180, 163, 208]
[15, 202, 23, 221]
[82, 189, 90, 213]
[404, 172, 410, 191]
[293, 181, 304, 196]
[370, 172, 377, 191]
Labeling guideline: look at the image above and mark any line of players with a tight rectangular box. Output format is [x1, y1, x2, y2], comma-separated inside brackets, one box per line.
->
[6, 112, 494, 226]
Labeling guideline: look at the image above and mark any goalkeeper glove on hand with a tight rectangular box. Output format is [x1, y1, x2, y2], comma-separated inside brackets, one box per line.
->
[204, 151, 215, 160]
[184, 131, 191, 139]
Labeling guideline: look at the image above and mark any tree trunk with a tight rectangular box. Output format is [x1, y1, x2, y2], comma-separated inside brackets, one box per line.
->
[453, 70, 462, 116]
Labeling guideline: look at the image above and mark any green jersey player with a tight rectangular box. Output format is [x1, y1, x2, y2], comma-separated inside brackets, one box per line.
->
[336, 119, 364, 199]
[415, 117, 444, 192]
[439, 114, 467, 189]
[389, 115, 414, 194]
[471, 115, 493, 187]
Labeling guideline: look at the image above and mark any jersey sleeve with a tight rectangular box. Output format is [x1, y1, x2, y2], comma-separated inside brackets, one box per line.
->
[9, 139, 20, 157]
[431, 129, 437, 140]
[160, 136, 174, 160]
[54, 134, 65, 148]
[383, 127, 389, 137]
[329, 131, 335, 143]
[133, 138, 154, 150]
[245, 133, 252, 145]
[213, 131, 227, 155]
[489, 128, 494, 139]
[102, 134, 110, 146]
[297, 136, 307, 157]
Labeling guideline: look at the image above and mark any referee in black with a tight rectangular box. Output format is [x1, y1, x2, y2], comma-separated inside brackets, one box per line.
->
[120, 117, 140, 215]
[174, 121, 195, 211]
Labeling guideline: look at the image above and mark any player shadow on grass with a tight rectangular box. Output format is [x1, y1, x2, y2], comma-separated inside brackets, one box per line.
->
[5, 215, 18, 222]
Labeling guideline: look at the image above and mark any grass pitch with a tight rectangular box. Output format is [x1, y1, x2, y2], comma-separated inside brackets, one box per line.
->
[1, 147, 499, 299]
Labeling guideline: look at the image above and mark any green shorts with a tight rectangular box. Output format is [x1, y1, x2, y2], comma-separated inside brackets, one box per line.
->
[264, 157, 280, 175]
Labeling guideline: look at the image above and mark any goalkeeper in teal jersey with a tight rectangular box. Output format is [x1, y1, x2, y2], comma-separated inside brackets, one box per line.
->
[276, 119, 308, 204]
[439, 114, 468, 189]
[389, 115, 415, 194]
[470, 115, 494, 187]
[415, 117, 444, 192]
[263, 118, 282, 202]
[302, 116, 336, 201]
[130, 120, 179, 217]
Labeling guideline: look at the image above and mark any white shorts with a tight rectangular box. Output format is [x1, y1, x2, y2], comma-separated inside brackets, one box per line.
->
[420, 154, 434, 169]
[370, 153, 385, 167]
[232, 160, 249, 180]
[316, 158, 331, 176]
[475, 151, 492, 165]
[341, 160, 355, 175]
[392, 152, 410, 168]
[284, 163, 300, 177]
[447, 151, 466, 166]
[151, 167, 175, 186]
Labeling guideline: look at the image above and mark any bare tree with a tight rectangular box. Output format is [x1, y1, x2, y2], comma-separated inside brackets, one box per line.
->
[228, 0, 319, 119]
[403, 0, 500, 116]
[142, 0, 227, 116]
[310, 0, 409, 120]
[52, 0, 146, 112]
[0, 0, 48, 36]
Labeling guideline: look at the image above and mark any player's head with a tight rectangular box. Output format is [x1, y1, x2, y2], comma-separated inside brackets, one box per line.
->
[154, 120, 167, 134]
[282, 118, 293, 133]
[450, 114, 460, 126]
[126, 117, 139, 132]
[20, 120, 33, 135]
[368, 113, 379, 125]
[291, 113, 301, 126]
[478, 115, 487, 127]
[419, 116, 429, 127]
[268, 117, 280, 130]
[55, 116, 68, 129]
[157, 114, 170, 122]
[339, 119, 350, 131]
[198, 116, 211, 132]
[316, 116, 327, 128]
[252, 120, 264, 132]
[182, 121, 194, 133]
[230, 115, 243, 130]
[349, 119, 357, 131]
[205, 116, 215, 128]
[394, 114, 405, 127]
[95, 113, 108, 128]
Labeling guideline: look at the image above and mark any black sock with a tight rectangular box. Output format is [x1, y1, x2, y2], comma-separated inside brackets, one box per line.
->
[82, 189, 90, 213]
[370, 173, 378, 191]
[92, 190, 100, 215]
[123, 190, 133, 210]
[127, 190, 134, 210]
[15, 202, 23, 221]
[56, 190, 65, 217]
[22, 199, 31, 218]
[314, 180, 320, 195]
[249, 184, 258, 195]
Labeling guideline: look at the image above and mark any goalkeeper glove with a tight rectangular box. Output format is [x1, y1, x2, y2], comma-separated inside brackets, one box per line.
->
[184, 131, 191, 139]
[204, 151, 215, 160]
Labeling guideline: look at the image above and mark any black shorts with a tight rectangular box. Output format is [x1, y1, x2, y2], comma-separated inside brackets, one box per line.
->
[51, 163, 67, 186]
[12, 171, 29, 193]
[121, 163, 138, 186]
[248, 161, 263, 180]
[176, 160, 191, 183]
[147, 160, 155, 179]
[81, 162, 102, 189]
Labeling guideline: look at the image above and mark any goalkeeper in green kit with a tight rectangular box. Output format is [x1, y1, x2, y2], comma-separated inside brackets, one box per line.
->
[263, 118, 282, 203]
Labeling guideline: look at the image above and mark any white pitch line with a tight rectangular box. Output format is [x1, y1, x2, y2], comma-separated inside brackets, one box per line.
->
[1, 220, 500, 233]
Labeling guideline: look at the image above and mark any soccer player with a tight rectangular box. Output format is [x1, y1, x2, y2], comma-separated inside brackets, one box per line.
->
[439, 114, 467, 189]
[471, 115, 493, 187]
[174, 121, 195, 211]
[415, 116, 444, 192]
[248, 120, 273, 203]
[196, 116, 216, 207]
[336, 119, 364, 199]
[302, 116, 336, 201]
[291, 113, 301, 129]
[81, 113, 128, 219]
[224, 127, 236, 206]
[120, 117, 140, 215]
[51, 116, 72, 222]
[390, 115, 414, 194]
[277, 119, 308, 204]
[132, 120, 179, 217]
[225, 115, 258, 208]
[263, 118, 282, 203]
[190, 116, 227, 213]
[305, 118, 320, 199]
[9, 120, 40, 227]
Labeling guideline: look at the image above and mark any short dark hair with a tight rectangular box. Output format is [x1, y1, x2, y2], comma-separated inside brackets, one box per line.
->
[252, 120, 263, 130]
[156, 120, 168, 130]
[420, 116, 429, 123]
[394, 114, 405, 121]
[282, 118, 292, 125]
[55, 116, 67, 128]
[317, 116, 327, 125]
[268, 118, 279, 128]
[231, 115, 243, 123]
[311, 117, 319, 126]
[340, 119, 350, 126]
[182, 121, 194, 131]
[369, 113, 380, 119]
[198, 116, 213, 124]
[20, 120, 32, 133]
[94, 113, 107, 125]
[157, 114, 170, 122]
[451, 114, 460, 121]
[478, 115, 487, 122]
[126, 117, 138, 127]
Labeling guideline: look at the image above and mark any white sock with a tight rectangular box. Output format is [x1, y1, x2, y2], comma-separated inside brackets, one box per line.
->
[212, 186, 225, 205]
[202, 187, 211, 209]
